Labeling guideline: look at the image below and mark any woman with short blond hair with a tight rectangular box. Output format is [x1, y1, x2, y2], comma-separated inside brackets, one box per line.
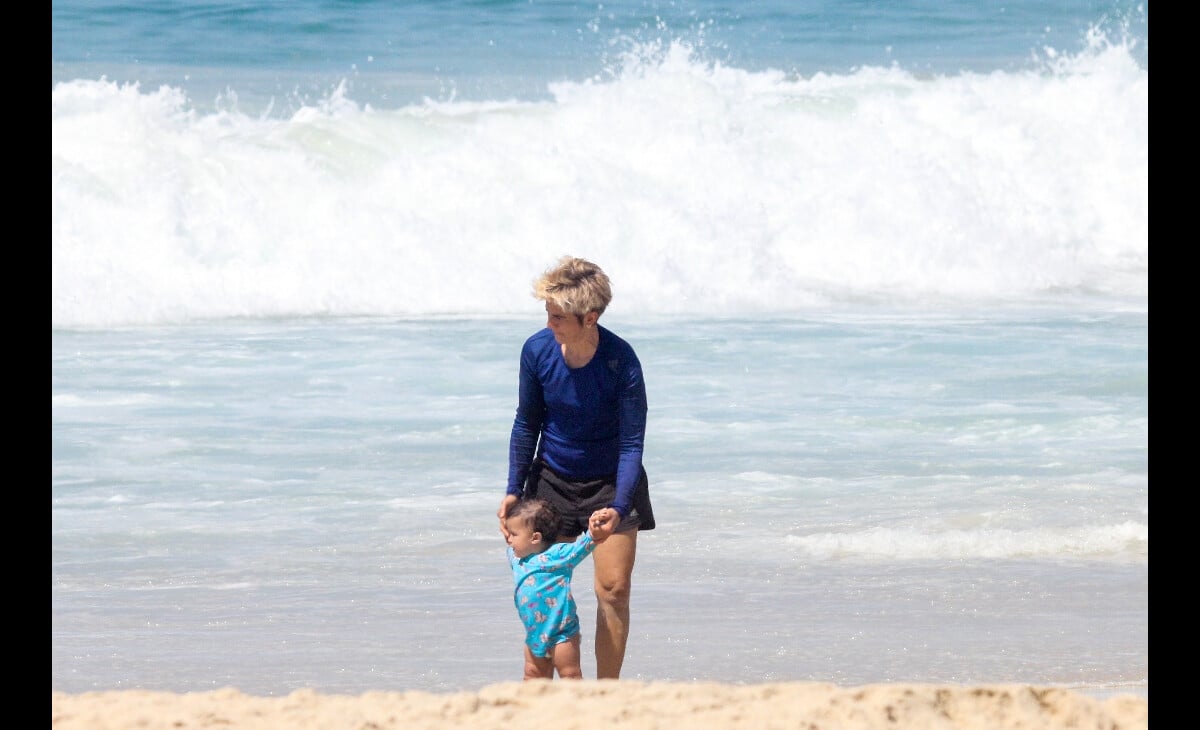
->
[498, 255, 655, 679]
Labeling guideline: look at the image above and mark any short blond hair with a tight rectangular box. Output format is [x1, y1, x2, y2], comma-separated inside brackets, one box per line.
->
[532, 256, 612, 317]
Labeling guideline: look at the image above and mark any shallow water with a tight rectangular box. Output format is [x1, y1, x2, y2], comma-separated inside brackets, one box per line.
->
[52, 312, 1147, 697]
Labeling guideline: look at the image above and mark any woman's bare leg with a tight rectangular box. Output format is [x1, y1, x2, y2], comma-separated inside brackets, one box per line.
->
[592, 528, 637, 678]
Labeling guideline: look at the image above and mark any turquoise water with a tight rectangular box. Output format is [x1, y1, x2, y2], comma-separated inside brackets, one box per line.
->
[52, 0, 1148, 110]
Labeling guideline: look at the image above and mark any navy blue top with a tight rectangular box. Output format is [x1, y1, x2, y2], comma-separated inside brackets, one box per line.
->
[507, 325, 647, 517]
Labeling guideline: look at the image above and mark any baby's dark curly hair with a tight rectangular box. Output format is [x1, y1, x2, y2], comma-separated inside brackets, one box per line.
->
[509, 498, 563, 543]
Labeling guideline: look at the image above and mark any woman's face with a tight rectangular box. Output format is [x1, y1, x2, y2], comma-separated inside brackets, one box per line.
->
[544, 302, 589, 344]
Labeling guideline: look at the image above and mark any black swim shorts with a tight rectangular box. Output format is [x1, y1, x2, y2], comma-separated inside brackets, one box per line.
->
[523, 459, 656, 539]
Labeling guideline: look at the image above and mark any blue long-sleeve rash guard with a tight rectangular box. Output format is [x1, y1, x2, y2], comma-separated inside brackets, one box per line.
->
[507, 325, 648, 518]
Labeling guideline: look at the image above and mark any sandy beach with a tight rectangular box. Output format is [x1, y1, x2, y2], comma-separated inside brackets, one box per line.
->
[52, 680, 1147, 730]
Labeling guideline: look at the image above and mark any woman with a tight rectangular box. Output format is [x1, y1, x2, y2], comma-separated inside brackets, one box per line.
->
[498, 255, 654, 680]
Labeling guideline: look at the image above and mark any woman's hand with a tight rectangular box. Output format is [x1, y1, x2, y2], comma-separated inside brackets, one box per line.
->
[498, 494, 520, 539]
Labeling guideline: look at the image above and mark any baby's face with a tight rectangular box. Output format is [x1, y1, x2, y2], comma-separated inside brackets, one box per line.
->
[505, 516, 540, 558]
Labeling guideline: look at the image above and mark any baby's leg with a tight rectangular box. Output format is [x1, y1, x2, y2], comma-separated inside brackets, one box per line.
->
[523, 645, 555, 680]
[552, 634, 583, 679]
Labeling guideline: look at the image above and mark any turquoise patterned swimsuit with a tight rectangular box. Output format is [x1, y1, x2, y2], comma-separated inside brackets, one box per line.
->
[508, 533, 596, 657]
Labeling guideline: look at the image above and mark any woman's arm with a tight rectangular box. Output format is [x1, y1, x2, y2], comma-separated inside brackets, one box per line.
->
[506, 341, 545, 497]
[609, 350, 647, 518]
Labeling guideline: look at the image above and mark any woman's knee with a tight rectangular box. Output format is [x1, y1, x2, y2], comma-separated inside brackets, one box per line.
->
[594, 573, 632, 607]
[592, 531, 637, 607]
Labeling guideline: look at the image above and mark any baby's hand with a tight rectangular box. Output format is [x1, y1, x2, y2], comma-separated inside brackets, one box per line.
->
[588, 508, 617, 542]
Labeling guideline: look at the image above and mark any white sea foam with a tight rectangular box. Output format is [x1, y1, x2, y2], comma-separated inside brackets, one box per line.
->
[784, 521, 1148, 561]
[52, 39, 1145, 328]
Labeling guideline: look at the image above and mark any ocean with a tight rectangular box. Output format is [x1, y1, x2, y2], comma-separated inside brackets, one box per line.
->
[52, 0, 1147, 700]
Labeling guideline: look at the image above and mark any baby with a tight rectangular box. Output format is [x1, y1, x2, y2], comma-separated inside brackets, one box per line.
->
[503, 498, 611, 679]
